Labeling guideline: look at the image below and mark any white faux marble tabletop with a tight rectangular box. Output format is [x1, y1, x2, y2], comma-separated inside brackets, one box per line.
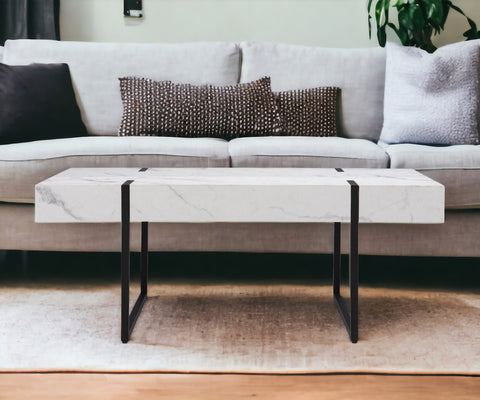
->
[35, 168, 445, 224]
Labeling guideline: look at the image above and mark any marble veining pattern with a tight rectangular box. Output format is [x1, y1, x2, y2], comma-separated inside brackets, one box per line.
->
[35, 168, 445, 224]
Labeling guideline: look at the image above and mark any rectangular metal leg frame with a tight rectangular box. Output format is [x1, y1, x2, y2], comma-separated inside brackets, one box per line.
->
[121, 180, 149, 343]
[120, 178, 359, 343]
[333, 180, 359, 343]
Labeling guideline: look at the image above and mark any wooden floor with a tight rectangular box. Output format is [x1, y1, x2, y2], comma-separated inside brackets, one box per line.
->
[1, 374, 479, 400]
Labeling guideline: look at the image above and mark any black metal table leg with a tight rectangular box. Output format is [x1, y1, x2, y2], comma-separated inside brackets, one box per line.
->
[333, 222, 341, 296]
[333, 180, 359, 343]
[121, 180, 148, 343]
[141, 221, 148, 295]
[349, 181, 359, 343]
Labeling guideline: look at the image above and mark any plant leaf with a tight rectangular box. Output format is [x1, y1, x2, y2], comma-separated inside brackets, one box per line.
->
[384, 0, 391, 25]
[367, 0, 374, 13]
[448, 2, 466, 17]
[377, 25, 387, 47]
[387, 22, 409, 44]
[463, 18, 480, 40]
[425, 0, 443, 27]
[398, 6, 414, 31]
[440, 1, 450, 29]
[448, 1, 480, 40]
[410, 4, 426, 30]
[372, 0, 391, 46]
[463, 28, 480, 40]
[375, 0, 386, 27]
[368, 16, 372, 39]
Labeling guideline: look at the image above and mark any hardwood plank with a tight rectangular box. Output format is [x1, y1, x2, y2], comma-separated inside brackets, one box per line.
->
[0, 374, 479, 400]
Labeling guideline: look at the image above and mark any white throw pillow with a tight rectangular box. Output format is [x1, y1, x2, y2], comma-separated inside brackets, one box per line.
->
[379, 41, 480, 146]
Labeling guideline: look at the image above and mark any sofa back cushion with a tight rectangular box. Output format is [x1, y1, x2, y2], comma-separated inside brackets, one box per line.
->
[3, 40, 241, 136]
[240, 42, 386, 141]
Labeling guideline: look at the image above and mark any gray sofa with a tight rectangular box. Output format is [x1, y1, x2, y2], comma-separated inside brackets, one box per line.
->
[0, 40, 479, 257]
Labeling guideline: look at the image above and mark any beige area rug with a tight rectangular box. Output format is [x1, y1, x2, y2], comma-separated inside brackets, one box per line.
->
[0, 283, 479, 374]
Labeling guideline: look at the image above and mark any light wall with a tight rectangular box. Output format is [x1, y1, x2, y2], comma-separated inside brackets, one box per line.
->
[60, 0, 480, 48]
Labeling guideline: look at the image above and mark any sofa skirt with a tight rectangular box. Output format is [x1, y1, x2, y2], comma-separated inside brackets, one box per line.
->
[0, 203, 478, 257]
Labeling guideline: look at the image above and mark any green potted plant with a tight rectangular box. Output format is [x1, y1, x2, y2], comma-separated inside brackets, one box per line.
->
[368, 0, 480, 53]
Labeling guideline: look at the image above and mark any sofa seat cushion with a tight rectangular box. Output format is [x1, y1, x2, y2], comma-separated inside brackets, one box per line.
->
[228, 136, 389, 168]
[0, 136, 229, 204]
[386, 144, 480, 209]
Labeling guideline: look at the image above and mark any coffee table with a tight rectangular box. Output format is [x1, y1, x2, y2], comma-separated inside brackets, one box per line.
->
[35, 168, 444, 343]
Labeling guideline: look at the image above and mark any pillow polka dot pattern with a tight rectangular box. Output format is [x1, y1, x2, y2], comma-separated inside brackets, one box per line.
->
[118, 76, 281, 138]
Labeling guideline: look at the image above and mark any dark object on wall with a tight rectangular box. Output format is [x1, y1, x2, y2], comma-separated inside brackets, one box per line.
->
[124, 0, 143, 18]
[0, 63, 87, 144]
[0, 0, 60, 46]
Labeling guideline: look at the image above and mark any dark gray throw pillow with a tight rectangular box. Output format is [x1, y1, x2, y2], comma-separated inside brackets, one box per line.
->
[0, 63, 87, 145]
[118, 76, 281, 139]
[275, 87, 340, 136]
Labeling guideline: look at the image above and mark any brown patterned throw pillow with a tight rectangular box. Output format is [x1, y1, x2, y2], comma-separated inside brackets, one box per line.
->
[118, 76, 281, 138]
[275, 87, 340, 136]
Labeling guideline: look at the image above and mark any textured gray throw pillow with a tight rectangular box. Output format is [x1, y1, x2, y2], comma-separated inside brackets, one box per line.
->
[379, 41, 480, 146]
[118, 76, 281, 138]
